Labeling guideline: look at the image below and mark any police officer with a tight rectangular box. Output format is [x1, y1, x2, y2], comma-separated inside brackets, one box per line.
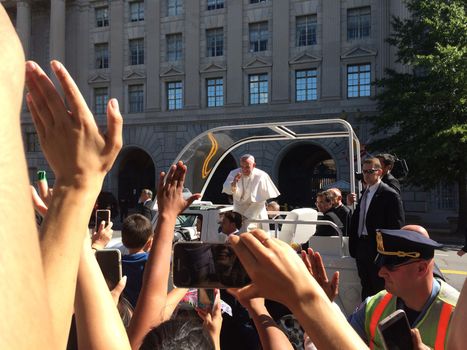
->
[348, 225, 459, 349]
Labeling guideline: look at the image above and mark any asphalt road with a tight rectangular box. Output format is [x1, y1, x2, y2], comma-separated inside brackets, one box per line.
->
[435, 244, 467, 291]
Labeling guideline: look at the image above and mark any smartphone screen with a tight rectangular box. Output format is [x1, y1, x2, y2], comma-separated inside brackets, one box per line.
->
[95, 249, 122, 290]
[378, 310, 413, 350]
[173, 242, 250, 288]
[95, 209, 111, 230]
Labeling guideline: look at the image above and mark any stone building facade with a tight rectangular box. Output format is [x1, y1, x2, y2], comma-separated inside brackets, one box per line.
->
[4, 0, 457, 226]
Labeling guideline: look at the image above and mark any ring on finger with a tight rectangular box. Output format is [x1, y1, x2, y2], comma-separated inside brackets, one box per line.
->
[260, 237, 270, 245]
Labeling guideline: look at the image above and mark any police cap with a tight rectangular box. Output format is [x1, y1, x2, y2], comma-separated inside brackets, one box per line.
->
[374, 229, 443, 269]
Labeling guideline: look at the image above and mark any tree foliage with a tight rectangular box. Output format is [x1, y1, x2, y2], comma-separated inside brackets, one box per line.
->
[371, 0, 467, 232]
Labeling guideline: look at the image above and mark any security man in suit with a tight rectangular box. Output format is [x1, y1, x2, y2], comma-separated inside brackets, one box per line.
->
[349, 157, 405, 300]
[136, 189, 154, 220]
[348, 226, 459, 349]
[376, 153, 401, 194]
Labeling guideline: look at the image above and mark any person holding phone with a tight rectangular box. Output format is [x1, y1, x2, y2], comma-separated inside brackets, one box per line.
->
[348, 225, 459, 349]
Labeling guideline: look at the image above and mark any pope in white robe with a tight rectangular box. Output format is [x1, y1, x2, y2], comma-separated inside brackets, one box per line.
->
[222, 154, 280, 231]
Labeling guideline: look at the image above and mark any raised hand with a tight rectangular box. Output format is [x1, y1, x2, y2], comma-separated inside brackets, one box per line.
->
[301, 248, 339, 302]
[196, 289, 222, 350]
[156, 161, 201, 217]
[25, 60, 122, 190]
[91, 221, 114, 250]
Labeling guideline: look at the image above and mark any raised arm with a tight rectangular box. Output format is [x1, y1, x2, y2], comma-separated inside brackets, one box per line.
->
[74, 237, 131, 350]
[25, 59, 122, 348]
[0, 6, 53, 349]
[229, 229, 368, 350]
[235, 296, 293, 350]
[128, 162, 200, 349]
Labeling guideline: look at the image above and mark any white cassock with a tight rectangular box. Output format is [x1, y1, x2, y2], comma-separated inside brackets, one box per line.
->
[222, 167, 280, 231]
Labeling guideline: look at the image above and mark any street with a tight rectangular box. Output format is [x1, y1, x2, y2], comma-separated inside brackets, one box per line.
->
[435, 244, 467, 291]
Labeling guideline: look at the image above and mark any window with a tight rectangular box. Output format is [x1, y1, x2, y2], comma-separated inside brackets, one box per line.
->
[296, 69, 317, 101]
[94, 87, 109, 115]
[347, 7, 370, 40]
[207, 78, 223, 107]
[207, 0, 223, 10]
[130, 1, 144, 22]
[167, 0, 182, 16]
[206, 28, 223, 57]
[129, 38, 144, 65]
[128, 85, 144, 113]
[249, 74, 268, 104]
[95, 43, 109, 69]
[296, 15, 317, 46]
[347, 64, 371, 98]
[95, 6, 109, 27]
[249, 22, 268, 52]
[167, 81, 183, 110]
[167, 33, 182, 61]
[25, 132, 40, 152]
[250, 0, 266, 3]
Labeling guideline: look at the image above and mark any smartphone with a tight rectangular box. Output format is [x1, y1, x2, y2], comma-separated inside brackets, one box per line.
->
[377, 309, 413, 350]
[95, 209, 111, 230]
[198, 289, 215, 310]
[95, 249, 122, 290]
[173, 242, 251, 288]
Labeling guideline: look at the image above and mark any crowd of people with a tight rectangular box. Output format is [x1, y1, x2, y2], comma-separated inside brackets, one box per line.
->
[2, 6, 467, 349]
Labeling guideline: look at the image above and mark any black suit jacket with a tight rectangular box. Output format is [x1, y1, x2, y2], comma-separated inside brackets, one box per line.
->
[349, 182, 405, 259]
[315, 209, 344, 236]
[382, 173, 401, 194]
[136, 200, 153, 220]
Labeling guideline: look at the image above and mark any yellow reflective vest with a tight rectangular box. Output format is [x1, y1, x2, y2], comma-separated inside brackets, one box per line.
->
[364, 280, 458, 350]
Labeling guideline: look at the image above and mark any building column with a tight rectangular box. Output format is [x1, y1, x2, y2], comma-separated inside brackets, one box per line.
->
[146, 0, 161, 111]
[184, 0, 200, 109]
[16, 0, 31, 58]
[271, 0, 289, 103]
[226, 0, 243, 106]
[49, 0, 66, 63]
[110, 0, 124, 106]
[321, 1, 341, 100]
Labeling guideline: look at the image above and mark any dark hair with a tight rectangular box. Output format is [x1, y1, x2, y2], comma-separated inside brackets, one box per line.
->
[117, 296, 134, 329]
[376, 153, 395, 166]
[316, 190, 333, 204]
[140, 319, 214, 350]
[122, 214, 153, 249]
[224, 211, 243, 230]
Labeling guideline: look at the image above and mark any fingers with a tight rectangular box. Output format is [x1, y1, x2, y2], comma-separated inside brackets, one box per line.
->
[25, 61, 61, 127]
[313, 251, 327, 283]
[228, 283, 260, 301]
[110, 275, 127, 305]
[50, 60, 90, 117]
[229, 234, 258, 267]
[98, 221, 105, 233]
[105, 99, 123, 158]
[157, 171, 166, 195]
[105, 221, 114, 231]
[186, 194, 202, 207]
[331, 271, 340, 297]
[301, 250, 313, 275]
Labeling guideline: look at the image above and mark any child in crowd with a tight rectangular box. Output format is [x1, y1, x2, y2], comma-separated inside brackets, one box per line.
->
[121, 214, 153, 307]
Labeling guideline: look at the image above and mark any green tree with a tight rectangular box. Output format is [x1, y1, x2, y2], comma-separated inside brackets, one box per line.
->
[371, 0, 467, 234]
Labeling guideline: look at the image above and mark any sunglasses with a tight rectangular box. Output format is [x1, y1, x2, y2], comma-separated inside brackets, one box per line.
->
[384, 259, 422, 271]
[362, 169, 379, 174]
